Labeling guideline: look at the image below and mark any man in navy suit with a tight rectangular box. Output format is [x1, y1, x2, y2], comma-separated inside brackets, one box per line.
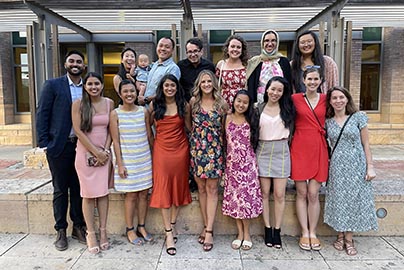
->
[36, 50, 87, 251]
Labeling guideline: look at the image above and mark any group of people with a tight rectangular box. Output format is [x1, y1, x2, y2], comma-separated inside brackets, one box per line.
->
[36, 29, 377, 257]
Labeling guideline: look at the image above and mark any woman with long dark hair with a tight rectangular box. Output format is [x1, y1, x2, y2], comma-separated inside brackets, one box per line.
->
[148, 74, 192, 256]
[256, 76, 295, 249]
[72, 72, 114, 254]
[290, 30, 338, 93]
[113, 47, 137, 99]
[222, 89, 262, 251]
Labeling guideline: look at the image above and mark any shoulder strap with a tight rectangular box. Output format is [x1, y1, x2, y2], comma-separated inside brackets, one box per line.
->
[330, 113, 353, 157]
[218, 60, 225, 88]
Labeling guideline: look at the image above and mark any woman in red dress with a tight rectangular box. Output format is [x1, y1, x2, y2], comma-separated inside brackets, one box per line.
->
[290, 67, 328, 251]
[148, 74, 192, 256]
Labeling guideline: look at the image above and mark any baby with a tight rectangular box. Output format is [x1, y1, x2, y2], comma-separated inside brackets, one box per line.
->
[135, 54, 151, 98]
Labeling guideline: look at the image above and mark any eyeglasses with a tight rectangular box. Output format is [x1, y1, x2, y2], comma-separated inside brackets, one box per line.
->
[186, 49, 201, 55]
[299, 40, 314, 46]
[305, 65, 320, 69]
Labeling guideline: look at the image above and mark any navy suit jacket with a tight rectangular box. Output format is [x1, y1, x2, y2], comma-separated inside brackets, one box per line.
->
[36, 75, 75, 158]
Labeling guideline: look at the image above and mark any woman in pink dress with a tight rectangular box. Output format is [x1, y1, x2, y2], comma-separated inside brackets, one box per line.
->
[216, 35, 249, 109]
[222, 90, 262, 251]
[72, 72, 114, 254]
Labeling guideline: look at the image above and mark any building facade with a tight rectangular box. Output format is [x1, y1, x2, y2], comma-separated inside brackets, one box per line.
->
[0, 27, 403, 145]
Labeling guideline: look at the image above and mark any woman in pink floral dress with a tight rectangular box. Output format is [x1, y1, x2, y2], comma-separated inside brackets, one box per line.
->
[216, 35, 249, 109]
[222, 90, 262, 251]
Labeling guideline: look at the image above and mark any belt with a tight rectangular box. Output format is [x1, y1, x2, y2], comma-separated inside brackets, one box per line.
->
[67, 136, 78, 143]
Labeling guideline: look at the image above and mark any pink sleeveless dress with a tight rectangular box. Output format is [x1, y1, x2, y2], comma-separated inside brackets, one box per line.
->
[75, 98, 111, 198]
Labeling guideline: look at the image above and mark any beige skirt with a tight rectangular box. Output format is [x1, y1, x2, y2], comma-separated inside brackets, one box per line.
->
[256, 139, 290, 178]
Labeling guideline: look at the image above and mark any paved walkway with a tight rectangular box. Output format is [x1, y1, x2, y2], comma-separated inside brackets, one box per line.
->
[0, 233, 404, 270]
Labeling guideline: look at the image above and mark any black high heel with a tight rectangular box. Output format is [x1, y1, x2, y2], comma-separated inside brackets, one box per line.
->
[273, 228, 282, 249]
[165, 228, 176, 256]
[264, 226, 273, 247]
[171, 222, 178, 243]
[136, 224, 154, 242]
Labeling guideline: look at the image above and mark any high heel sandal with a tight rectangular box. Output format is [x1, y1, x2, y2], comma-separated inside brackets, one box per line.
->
[136, 224, 154, 242]
[273, 228, 282, 249]
[86, 231, 100, 254]
[126, 227, 144, 246]
[171, 222, 178, 243]
[99, 227, 109, 251]
[203, 230, 213, 252]
[165, 228, 176, 256]
[198, 225, 206, 245]
[264, 227, 273, 247]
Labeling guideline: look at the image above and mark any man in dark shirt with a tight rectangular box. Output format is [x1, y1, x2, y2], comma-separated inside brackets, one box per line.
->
[177, 38, 215, 101]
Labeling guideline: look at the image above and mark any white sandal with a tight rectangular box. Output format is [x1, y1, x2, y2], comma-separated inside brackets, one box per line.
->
[231, 239, 243, 250]
[241, 240, 253, 250]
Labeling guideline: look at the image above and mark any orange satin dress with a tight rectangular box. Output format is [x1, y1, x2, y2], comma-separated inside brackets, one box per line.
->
[149, 114, 192, 208]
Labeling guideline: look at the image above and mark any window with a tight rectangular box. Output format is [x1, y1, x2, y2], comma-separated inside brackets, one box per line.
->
[12, 32, 29, 113]
[360, 28, 382, 111]
[102, 44, 124, 107]
[209, 30, 232, 64]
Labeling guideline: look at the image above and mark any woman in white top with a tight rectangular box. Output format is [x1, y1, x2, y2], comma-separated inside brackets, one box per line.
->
[256, 76, 295, 249]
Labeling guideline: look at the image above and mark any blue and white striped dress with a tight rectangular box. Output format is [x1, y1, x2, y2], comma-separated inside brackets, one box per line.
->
[114, 107, 152, 192]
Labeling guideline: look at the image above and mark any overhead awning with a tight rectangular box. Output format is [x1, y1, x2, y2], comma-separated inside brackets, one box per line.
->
[0, 0, 403, 33]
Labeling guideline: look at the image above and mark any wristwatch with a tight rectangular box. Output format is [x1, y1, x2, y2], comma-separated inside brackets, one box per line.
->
[144, 97, 149, 104]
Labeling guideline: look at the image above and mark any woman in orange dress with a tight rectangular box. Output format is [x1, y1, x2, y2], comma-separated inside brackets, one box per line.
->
[149, 74, 192, 256]
[290, 67, 328, 251]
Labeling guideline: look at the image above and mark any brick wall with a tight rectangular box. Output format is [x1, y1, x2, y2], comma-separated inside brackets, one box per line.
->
[380, 27, 404, 124]
[126, 42, 155, 63]
[0, 32, 14, 125]
[349, 39, 362, 108]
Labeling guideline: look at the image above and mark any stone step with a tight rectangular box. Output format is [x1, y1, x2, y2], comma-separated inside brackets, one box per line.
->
[0, 124, 32, 146]
[1, 170, 403, 237]
[368, 123, 404, 145]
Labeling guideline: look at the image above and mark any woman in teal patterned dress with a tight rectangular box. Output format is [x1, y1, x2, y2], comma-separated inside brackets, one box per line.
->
[324, 86, 377, 256]
[190, 70, 228, 252]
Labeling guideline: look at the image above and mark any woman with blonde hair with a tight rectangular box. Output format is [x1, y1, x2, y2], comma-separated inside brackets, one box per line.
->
[189, 70, 228, 251]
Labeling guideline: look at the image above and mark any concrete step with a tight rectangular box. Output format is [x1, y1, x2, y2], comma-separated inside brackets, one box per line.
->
[1, 168, 403, 237]
[0, 124, 32, 145]
[368, 123, 404, 145]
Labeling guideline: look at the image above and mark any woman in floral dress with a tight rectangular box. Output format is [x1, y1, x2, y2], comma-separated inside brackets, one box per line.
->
[190, 70, 228, 252]
[324, 86, 377, 256]
[222, 90, 262, 251]
[216, 35, 249, 109]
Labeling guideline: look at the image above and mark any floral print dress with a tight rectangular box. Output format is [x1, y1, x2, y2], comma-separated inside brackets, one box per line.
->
[190, 108, 224, 179]
[216, 67, 247, 108]
[222, 120, 263, 219]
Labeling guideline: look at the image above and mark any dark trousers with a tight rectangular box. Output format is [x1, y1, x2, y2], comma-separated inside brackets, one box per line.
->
[46, 141, 85, 231]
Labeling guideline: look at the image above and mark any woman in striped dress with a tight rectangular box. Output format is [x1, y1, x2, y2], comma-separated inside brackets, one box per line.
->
[256, 76, 295, 249]
[110, 79, 154, 246]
